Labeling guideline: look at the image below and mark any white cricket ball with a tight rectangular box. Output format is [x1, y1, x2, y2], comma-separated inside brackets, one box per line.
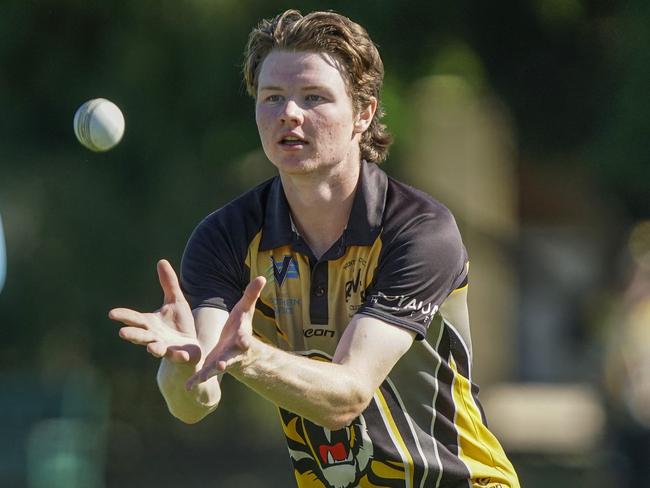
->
[73, 98, 125, 152]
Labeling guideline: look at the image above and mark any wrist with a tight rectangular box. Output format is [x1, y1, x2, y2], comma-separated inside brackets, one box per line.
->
[229, 336, 268, 379]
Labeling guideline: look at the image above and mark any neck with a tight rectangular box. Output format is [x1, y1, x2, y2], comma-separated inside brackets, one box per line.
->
[280, 161, 361, 259]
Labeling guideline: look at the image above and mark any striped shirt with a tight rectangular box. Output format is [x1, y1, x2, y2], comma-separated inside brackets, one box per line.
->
[181, 160, 519, 488]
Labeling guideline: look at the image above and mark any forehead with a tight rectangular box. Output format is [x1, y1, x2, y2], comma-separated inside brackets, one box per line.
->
[257, 50, 348, 90]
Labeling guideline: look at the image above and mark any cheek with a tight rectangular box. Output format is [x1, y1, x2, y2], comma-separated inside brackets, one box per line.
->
[313, 110, 354, 139]
[254, 106, 264, 128]
[330, 118, 355, 141]
[255, 108, 273, 139]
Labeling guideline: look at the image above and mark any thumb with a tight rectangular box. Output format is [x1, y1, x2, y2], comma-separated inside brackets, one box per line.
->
[237, 276, 266, 312]
[157, 259, 185, 304]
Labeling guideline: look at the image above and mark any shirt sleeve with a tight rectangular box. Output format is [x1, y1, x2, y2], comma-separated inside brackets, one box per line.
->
[358, 209, 468, 340]
[180, 212, 247, 312]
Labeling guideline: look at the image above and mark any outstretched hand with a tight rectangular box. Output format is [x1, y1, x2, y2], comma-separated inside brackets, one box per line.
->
[186, 276, 266, 389]
[109, 259, 201, 364]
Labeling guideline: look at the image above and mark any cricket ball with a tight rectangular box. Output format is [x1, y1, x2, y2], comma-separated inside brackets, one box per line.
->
[73, 98, 125, 152]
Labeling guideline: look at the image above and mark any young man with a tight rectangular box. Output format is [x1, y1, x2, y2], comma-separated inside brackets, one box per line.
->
[110, 10, 520, 488]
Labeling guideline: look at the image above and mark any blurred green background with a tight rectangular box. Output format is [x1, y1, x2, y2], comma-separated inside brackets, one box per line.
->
[2, 0, 650, 486]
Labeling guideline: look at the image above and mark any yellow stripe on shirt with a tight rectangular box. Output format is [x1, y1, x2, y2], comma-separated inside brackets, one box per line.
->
[449, 356, 520, 487]
[374, 388, 414, 487]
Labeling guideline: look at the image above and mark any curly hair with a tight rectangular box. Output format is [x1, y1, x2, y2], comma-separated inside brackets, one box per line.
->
[243, 10, 392, 163]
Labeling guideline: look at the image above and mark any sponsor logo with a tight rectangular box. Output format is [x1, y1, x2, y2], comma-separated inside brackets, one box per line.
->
[304, 327, 335, 338]
[369, 291, 438, 323]
[345, 269, 367, 303]
[270, 255, 299, 286]
[343, 256, 367, 271]
[270, 297, 301, 315]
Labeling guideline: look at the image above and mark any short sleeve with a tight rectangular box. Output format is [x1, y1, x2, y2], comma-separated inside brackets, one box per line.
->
[180, 212, 247, 312]
[358, 209, 467, 340]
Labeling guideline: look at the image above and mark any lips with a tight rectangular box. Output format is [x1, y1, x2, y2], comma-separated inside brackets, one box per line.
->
[278, 134, 308, 146]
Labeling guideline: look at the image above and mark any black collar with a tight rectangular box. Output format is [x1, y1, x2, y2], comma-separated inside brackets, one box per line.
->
[259, 160, 388, 252]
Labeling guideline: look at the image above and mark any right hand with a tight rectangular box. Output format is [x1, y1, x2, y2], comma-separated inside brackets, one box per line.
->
[109, 259, 201, 364]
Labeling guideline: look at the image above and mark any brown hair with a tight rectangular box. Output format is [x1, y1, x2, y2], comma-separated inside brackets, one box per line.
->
[243, 9, 392, 163]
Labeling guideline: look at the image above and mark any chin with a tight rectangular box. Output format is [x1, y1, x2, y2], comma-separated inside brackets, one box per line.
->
[272, 157, 322, 175]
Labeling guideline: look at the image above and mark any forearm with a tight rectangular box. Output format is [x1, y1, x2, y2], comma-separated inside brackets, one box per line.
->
[157, 359, 222, 424]
[230, 339, 371, 430]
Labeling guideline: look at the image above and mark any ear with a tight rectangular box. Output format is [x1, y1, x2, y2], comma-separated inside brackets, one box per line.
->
[353, 97, 378, 134]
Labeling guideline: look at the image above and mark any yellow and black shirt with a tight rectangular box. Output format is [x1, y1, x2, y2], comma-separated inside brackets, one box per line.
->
[181, 161, 519, 488]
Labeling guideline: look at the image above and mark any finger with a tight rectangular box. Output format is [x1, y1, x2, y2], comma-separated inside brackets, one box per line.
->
[165, 347, 190, 363]
[186, 376, 196, 390]
[119, 327, 156, 344]
[186, 362, 223, 390]
[186, 371, 201, 390]
[238, 329, 251, 350]
[109, 308, 149, 328]
[146, 343, 194, 363]
[146, 341, 168, 358]
[157, 259, 186, 304]
[168, 344, 202, 364]
[235, 276, 266, 313]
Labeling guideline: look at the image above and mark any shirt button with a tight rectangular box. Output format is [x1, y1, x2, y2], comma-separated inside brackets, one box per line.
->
[314, 285, 325, 297]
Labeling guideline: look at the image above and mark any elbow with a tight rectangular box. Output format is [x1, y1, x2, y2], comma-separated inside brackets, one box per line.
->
[319, 390, 372, 431]
[158, 381, 220, 425]
[321, 415, 356, 432]
[320, 407, 366, 431]
[166, 398, 217, 425]
[170, 408, 208, 425]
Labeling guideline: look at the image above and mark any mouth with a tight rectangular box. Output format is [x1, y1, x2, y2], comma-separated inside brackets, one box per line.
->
[278, 135, 308, 147]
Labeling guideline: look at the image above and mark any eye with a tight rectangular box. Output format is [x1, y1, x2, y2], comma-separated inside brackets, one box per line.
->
[264, 94, 283, 103]
[305, 94, 325, 103]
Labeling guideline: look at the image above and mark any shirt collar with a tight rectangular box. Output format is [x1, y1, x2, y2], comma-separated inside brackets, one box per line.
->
[344, 160, 387, 246]
[259, 160, 388, 251]
[260, 176, 294, 251]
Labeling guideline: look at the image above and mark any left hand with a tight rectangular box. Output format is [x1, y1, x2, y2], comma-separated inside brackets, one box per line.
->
[186, 276, 266, 389]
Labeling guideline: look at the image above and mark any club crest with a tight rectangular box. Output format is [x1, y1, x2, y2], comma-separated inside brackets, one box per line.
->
[271, 255, 299, 286]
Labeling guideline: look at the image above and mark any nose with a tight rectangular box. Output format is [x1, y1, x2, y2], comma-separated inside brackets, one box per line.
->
[280, 99, 304, 126]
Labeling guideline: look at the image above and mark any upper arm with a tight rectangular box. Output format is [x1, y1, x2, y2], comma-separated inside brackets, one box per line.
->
[331, 202, 465, 396]
[332, 314, 416, 397]
[360, 206, 467, 340]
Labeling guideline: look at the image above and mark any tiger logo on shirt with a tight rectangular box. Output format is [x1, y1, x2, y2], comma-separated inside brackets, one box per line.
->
[280, 408, 410, 488]
[280, 409, 373, 488]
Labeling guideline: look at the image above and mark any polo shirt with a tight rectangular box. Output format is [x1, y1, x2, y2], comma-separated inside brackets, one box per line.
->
[181, 160, 519, 488]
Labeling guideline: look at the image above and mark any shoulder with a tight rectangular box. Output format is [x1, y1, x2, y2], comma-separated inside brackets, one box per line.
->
[181, 177, 276, 277]
[375, 176, 467, 291]
[185, 178, 276, 252]
[180, 177, 277, 307]
[359, 175, 468, 336]
[382, 175, 463, 251]
[191, 177, 276, 240]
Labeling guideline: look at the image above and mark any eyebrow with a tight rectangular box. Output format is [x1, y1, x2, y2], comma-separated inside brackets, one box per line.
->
[258, 85, 331, 92]
[301, 85, 330, 92]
